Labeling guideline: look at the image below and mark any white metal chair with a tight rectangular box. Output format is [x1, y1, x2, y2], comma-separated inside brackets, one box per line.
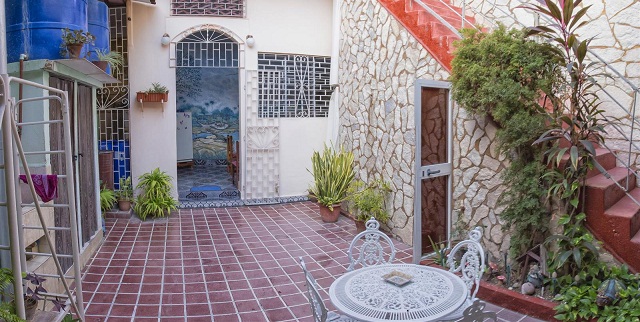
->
[299, 257, 359, 322]
[441, 227, 487, 321]
[346, 217, 396, 271]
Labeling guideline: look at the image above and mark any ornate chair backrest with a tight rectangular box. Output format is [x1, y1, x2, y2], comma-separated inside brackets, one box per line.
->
[300, 257, 328, 322]
[447, 227, 486, 300]
[347, 217, 396, 272]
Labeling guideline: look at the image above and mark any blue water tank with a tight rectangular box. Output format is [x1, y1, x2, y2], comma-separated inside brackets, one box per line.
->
[6, 0, 88, 63]
[87, 0, 110, 62]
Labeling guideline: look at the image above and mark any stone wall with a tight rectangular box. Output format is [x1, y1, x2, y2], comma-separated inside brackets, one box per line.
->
[338, 0, 510, 259]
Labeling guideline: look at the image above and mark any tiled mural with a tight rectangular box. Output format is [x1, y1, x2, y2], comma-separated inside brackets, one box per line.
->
[176, 68, 239, 161]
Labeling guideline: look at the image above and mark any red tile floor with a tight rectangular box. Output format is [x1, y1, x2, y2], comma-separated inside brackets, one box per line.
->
[82, 201, 546, 321]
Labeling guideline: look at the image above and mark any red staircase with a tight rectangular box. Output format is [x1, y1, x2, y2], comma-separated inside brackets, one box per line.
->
[583, 149, 640, 272]
[378, 0, 478, 71]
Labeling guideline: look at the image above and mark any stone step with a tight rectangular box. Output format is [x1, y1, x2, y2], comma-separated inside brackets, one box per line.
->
[605, 188, 640, 239]
[584, 167, 636, 216]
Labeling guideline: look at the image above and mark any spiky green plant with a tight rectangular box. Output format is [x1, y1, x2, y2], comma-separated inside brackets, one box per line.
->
[308, 145, 355, 210]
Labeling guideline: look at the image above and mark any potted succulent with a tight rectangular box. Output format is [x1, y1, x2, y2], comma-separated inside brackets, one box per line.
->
[116, 176, 133, 211]
[92, 49, 124, 75]
[346, 179, 391, 232]
[133, 168, 178, 220]
[60, 28, 95, 59]
[308, 144, 355, 223]
[136, 83, 169, 103]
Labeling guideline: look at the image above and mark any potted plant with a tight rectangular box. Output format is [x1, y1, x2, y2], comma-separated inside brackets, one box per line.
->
[22, 272, 64, 320]
[115, 176, 133, 211]
[60, 28, 95, 59]
[92, 49, 124, 75]
[133, 168, 178, 220]
[136, 83, 169, 103]
[100, 186, 116, 213]
[346, 179, 391, 232]
[308, 144, 355, 223]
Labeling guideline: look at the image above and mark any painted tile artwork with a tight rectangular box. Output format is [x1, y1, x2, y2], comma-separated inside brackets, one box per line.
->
[176, 68, 239, 161]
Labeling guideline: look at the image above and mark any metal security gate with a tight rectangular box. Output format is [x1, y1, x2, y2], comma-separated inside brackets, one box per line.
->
[245, 70, 280, 201]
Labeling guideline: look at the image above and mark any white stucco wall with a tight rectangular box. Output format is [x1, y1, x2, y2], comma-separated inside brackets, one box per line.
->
[128, 0, 333, 198]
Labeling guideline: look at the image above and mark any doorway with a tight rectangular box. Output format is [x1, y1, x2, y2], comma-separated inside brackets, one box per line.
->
[174, 29, 241, 205]
[413, 80, 452, 263]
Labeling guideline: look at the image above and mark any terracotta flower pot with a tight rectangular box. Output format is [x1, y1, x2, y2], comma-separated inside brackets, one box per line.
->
[318, 203, 341, 223]
[355, 220, 366, 233]
[24, 297, 38, 320]
[118, 199, 131, 211]
[136, 92, 169, 103]
[66, 44, 84, 59]
[92, 60, 108, 71]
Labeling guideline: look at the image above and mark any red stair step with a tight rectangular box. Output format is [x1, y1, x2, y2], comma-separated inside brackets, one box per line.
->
[584, 167, 636, 216]
[605, 188, 640, 239]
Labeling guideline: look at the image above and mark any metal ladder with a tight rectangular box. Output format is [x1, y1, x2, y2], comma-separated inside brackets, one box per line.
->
[0, 74, 85, 321]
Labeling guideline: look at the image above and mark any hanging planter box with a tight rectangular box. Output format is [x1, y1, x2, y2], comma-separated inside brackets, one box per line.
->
[136, 92, 169, 103]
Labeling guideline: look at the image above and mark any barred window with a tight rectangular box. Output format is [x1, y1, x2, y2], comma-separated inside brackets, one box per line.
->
[258, 53, 332, 118]
[171, 0, 245, 17]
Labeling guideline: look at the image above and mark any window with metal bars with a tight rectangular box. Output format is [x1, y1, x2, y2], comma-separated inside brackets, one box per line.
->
[176, 29, 239, 68]
[171, 0, 245, 17]
[258, 53, 332, 118]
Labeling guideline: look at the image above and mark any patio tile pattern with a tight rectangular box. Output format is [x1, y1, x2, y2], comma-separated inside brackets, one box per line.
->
[83, 201, 545, 321]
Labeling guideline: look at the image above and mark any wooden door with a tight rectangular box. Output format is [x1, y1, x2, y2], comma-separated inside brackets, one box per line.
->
[49, 76, 74, 271]
[77, 84, 98, 244]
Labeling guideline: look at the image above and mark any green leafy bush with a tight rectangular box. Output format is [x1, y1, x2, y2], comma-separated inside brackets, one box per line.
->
[133, 168, 177, 220]
[451, 24, 561, 256]
[554, 264, 640, 321]
[346, 179, 391, 223]
[99, 187, 116, 212]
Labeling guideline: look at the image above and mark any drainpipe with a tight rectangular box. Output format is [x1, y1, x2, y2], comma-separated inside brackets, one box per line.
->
[18, 54, 26, 137]
[326, 0, 341, 147]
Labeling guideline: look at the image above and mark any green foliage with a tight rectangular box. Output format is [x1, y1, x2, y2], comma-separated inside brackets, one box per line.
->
[522, 0, 606, 275]
[94, 49, 124, 75]
[428, 236, 447, 267]
[99, 187, 116, 212]
[554, 264, 640, 321]
[451, 24, 561, 257]
[546, 213, 599, 275]
[499, 158, 550, 256]
[115, 176, 133, 202]
[346, 179, 391, 222]
[145, 83, 169, 94]
[308, 145, 355, 210]
[133, 168, 177, 220]
[60, 28, 95, 45]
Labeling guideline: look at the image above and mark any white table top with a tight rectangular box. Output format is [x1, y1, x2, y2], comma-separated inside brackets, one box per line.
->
[329, 264, 468, 322]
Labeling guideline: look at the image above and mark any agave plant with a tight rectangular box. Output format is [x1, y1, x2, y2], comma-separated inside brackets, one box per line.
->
[308, 145, 355, 211]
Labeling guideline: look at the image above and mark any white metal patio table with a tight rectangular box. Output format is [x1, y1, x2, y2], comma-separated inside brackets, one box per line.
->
[329, 264, 468, 322]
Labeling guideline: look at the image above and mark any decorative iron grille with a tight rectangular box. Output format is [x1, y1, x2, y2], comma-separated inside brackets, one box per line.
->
[176, 29, 239, 68]
[97, 7, 131, 188]
[171, 0, 245, 17]
[257, 53, 331, 118]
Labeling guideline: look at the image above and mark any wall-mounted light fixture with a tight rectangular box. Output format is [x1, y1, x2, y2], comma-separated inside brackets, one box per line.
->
[161, 33, 171, 46]
[246, 35, 255, 48]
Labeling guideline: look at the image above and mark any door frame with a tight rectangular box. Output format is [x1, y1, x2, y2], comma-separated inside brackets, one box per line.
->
[412, 79, 453, 264]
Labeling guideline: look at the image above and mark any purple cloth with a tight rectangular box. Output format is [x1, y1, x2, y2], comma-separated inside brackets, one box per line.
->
[19, 174, 59, 202]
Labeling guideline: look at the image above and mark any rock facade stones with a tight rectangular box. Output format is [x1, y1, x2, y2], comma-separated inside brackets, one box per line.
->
[338, 0, 510, 258]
